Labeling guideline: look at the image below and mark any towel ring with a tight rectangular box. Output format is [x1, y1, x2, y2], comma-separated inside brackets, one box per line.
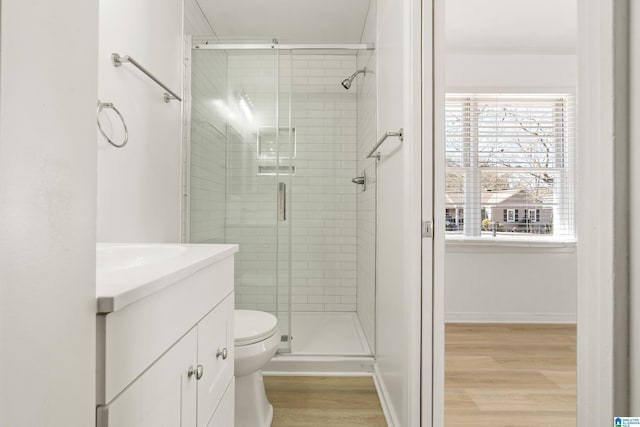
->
[97, 100, 128, 148]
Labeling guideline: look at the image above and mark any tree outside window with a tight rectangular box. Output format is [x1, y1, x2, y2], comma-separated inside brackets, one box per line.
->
[445, 94, 575, 239]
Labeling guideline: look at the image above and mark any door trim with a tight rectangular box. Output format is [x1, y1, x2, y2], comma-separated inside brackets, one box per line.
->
[425, 0, 446, 425]
[577, 0, 630, 422]
[405, 0, 426, 422]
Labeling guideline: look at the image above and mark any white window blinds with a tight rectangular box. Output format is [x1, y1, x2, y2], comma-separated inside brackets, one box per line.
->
[445, 94, 575, 240]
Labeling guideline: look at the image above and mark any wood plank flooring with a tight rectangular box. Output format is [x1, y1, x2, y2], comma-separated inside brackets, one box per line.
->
[445, 323, 576, 426]
[263, 324, 576, 427]
[264, 376, 387, 427]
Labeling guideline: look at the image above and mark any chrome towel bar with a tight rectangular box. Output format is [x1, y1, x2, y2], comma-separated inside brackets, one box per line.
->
[367, 128, 404, 159]
[111, 53, 182, 103]
[97, 101, 128, 148]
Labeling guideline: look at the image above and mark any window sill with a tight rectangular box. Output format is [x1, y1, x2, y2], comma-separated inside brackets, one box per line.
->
[445, 236, 577, 253]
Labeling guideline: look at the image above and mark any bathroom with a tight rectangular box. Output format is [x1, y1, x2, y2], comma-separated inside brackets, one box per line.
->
[1, 0, 640, 427]
[2, 0, 420, 424]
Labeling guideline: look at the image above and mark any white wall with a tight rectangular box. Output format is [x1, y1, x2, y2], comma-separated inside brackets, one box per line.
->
[0, 1, 98, 426]
[97, 0, 184, 242]
[446, 53, 577, 90]
[185, 0, 214, 36]
[446, 246, 577, 322]
[376, 0, 408, 417]
[444, 49, 578, 322]
[375, 0, 422, 423]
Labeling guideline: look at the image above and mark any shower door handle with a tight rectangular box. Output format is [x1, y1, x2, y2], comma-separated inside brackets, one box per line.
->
[278, 182, 286, 221]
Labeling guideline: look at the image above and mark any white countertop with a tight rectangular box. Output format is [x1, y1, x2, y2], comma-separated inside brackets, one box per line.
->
[96, 243, 238, 313]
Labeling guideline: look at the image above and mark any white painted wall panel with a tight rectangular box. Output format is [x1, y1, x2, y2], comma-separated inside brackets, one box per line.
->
[375, 0, 413, 423]
[0, 1, 98, 425]
[445, 247, 577, 322]
[97, 0, 184, 242]
[446, 53, 577, 90]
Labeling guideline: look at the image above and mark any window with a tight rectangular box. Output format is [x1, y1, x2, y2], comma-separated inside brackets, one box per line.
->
[445, 94, 575, 240]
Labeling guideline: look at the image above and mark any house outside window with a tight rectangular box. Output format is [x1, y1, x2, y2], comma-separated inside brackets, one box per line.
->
[445, 94, 575, 240]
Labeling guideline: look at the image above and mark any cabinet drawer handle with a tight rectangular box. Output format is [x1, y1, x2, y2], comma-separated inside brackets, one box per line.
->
[187, 366, 196, 379]
[196, 364, 204, 380]
[216, 348, 228, 360]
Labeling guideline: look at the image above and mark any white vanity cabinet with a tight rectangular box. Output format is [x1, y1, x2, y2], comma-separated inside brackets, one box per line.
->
[96, 328, 198, 427]
[95, 244, 238, 427]
[196, 297, 235, 427]
[205, 381, 234, 427]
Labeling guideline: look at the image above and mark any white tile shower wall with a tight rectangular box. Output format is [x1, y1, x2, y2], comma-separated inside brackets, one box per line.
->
[190, 50, 228, 244]
[227, 53, 359, 313]
[357, 46, 377, 349]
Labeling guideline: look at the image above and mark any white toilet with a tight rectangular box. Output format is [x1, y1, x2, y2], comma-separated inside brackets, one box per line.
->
[234, 309, 280, 427]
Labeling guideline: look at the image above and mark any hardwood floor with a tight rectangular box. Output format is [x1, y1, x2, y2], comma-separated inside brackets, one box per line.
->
[263, 324, 576, 427]
[445, 323, 576, 426]
[264, 376, 387, 427]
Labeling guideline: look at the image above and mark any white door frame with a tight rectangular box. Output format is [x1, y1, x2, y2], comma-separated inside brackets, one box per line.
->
[426, 0, 446, 424]
[577, 0, 630, 423]
[426, 0, 631, 425]
[406, 0, 428, 424]
[421, 0, 445, 424]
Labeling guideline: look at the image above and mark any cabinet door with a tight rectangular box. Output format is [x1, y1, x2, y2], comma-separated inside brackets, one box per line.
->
[197, 294, 234, 427]
[97, 328, 197, 427]
[206, 381, 234, 427]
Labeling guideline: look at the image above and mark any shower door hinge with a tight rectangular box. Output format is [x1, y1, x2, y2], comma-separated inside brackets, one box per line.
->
[281, 335, 292, 342]
[422, 220, 433, 238]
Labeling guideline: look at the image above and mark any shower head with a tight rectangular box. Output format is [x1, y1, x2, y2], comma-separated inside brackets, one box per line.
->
[341, 68, 366, 90]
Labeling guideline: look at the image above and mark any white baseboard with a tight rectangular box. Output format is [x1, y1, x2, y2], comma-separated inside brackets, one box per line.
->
[373, 364, 400, 427]
[445, 312, 577, 324]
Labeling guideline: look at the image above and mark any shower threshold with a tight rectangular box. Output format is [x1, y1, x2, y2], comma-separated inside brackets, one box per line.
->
[263, 354, 375, 376]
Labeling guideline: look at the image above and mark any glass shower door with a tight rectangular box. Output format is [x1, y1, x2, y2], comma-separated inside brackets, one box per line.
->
[274, 49, 294, 352]
[189, 46, 292, 352]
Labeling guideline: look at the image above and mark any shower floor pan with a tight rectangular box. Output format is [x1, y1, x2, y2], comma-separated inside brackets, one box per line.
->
[264, 312, 374, 375]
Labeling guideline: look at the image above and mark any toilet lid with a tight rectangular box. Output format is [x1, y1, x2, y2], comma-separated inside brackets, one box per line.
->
[234, 310, 278, 346]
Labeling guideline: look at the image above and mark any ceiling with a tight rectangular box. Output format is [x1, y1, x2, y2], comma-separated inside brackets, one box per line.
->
[445, 0, 577, 54]
[194, 0, 577, 52]
[195, 0, 372, 44]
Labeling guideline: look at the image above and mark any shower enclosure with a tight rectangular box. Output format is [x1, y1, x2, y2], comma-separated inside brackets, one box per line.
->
[184, 39, 377, 359]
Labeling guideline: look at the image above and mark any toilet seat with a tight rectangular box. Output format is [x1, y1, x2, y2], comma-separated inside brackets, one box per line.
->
[235, 310, 278, 346]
